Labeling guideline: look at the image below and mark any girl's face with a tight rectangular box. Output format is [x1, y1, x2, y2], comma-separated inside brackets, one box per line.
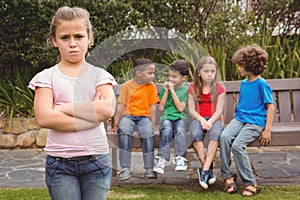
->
[198, 63, 216, 84]
[168, 69, 186, 88]
[52, 18, 91, 64]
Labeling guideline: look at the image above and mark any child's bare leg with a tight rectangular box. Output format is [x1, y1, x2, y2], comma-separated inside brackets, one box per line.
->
[193, 141, 206, 165]
[202, 140, 218, 170]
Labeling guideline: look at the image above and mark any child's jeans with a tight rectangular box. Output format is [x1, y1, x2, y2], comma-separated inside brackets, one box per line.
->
[219, 118, 264, 186]
[45, 154, 111, 200]
[157, 119, 188, 161]
[118, 115, 154, 169]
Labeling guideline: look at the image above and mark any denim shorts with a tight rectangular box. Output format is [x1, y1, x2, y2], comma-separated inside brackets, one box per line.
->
[45, 154, 111, 200]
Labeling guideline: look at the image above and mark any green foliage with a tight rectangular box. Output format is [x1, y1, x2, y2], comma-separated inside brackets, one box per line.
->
[0, 68, 34, 126]
[264, 36, 300, 79]
[0, 0, 299, 119]
[0, 0, 58, 73]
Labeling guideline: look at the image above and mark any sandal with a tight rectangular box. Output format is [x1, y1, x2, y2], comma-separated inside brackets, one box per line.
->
[223, 174, 238, 194]
[241, 185, 261, 196]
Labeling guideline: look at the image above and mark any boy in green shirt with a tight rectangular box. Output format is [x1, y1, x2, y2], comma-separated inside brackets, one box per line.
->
[153, 60, 190, 174]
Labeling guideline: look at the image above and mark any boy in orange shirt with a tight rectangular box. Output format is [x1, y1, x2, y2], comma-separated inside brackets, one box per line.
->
[112, 58, 159, 180]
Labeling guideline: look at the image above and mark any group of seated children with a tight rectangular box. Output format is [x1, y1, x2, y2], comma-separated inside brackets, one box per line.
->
[112, 44, 274, 197]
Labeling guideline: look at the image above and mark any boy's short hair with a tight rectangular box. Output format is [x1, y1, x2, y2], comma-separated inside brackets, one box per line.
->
[169, 59, 190, 76]
[232, 44, 268, 75]
[134, 58, 154, 72]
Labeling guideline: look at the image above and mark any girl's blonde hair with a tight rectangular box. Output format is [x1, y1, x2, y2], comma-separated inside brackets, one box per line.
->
[193, 56, 220, 102]
[46, 6, 94, 48]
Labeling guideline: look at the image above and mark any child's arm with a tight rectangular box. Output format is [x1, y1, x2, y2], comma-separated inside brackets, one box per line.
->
[150, 104, 157, 130]
[259, 103, 274, 146]
[159, 85, 168, 111]
[168, 83, 187, 112]
[207, 93, 225, 129]
[54, 84, 116, 123]
[34, 87, 100, 131]
[111, 103, 125, 132]
[188, 93, 206, 126]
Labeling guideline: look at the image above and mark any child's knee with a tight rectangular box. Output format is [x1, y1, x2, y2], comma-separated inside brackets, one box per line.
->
[231, 142, 245, 153]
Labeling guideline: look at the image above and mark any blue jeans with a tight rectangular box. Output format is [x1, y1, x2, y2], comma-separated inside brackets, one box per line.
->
[219, 118, 264, 186]
[45, 154, 111, 200]
[189, 118, 223, 142]
[157, 119, 188, 160]
[118, 115, 154, 169]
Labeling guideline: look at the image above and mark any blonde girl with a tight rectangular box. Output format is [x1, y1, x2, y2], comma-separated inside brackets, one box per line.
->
[188, 56, 225, 189]
[28, 6, 116, 200]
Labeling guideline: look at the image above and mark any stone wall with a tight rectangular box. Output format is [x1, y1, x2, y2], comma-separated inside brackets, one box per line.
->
[0, 118, 47, 149]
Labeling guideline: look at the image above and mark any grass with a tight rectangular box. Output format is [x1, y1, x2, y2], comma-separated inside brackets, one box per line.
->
[0, 184, 299, 200]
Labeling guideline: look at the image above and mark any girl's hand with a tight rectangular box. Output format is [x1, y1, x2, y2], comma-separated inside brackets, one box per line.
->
[53, 104, 64, 112]
[200, 120, 209, 130]
[95, 91, 104, 100]
[204, 120, 212, 131]
[259, 129, 271, 146]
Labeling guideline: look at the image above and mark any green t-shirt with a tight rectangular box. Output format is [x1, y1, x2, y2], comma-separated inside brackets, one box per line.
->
[159, 85, 189, 123]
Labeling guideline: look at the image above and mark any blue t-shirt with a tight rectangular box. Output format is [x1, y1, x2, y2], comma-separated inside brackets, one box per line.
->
[235, 77, 273, 127]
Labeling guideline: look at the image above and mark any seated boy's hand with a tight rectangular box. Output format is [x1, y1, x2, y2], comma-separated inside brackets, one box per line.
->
[259, 129, 271, 146]
[111, 125, 118, 132]
[153, 126, 159, 132]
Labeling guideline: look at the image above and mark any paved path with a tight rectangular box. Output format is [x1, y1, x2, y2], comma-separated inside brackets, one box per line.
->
[1, 146, 300, 188]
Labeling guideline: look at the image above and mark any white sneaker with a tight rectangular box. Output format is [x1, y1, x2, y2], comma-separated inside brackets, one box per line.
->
[173, 156, 187, 171]
[118, 168, 131, 181]
[208, 168, 216, 185]
[153, 156, 166, 174]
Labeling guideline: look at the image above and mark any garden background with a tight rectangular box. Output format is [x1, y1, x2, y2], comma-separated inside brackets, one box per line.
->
[0, 0, 299, 123]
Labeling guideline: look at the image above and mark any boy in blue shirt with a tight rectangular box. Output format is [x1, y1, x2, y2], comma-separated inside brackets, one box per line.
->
[220, 44, 274, 196]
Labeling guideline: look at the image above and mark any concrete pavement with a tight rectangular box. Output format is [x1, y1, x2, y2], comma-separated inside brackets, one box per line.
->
[0, 146, 300, 188]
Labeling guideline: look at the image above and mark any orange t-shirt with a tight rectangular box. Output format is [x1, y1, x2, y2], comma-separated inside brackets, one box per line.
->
[118, 79, 159, 117]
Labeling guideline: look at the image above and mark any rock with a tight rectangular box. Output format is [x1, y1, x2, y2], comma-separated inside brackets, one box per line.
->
[36, 128, 48, 147]
[0, 132, 17, 148]
[3, 119, 27, 134]
[0, 118, 6, 128]
[26, 118, 40, 130]
[16, 131, 38, 147]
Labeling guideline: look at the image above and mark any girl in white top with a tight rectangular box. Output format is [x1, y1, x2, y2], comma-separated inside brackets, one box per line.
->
[28, 6, 116, 200]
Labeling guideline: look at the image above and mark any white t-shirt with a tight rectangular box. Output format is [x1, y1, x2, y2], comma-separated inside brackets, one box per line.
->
[28, 63, 117, 158]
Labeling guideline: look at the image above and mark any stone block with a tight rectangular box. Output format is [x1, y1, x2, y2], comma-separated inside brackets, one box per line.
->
[16, 131, 38, 147]
[36, 128, 48, 147]
[3, 119, 27, 135]
[0, 133, 17, 148]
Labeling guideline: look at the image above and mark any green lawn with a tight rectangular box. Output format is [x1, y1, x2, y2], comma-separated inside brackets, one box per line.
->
[0, 185, 299, 200]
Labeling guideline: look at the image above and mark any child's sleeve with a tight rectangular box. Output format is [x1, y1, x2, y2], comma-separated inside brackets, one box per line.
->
[149, 84, 159, 104]
[28, 68, 53, 91]
[158, 86, 165, 100]
[118, 84, 127, 104]
[188, 84, 194, 95]
[96, 69, 117, 86]
[261, 82, 273, 104]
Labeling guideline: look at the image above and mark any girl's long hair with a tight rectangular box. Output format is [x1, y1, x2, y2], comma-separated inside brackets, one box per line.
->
[193, 56, 221, 102]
